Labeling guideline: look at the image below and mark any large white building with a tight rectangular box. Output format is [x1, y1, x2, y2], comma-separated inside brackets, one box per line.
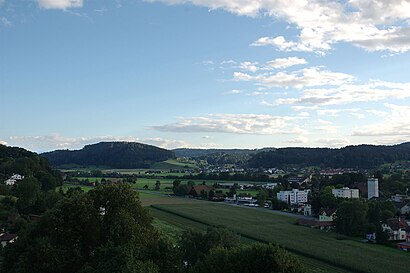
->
[368, 178, 379, 199]
[277, 189, 310, 205]
[332, 187, 359, 199]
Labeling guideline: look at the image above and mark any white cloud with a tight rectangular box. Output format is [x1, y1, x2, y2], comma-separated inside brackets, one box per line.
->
[234, 67, 354, 89]
[366, 109, 388, 117]
[266, 57, 307, 69]
[151, 0, 410, 53]
[316, 138, 351, 147]
[0, 140, 8, 146]
[352, 103, 410, 138]
[224, 89, 243, 95]
[142, 137, 191, 149]
[5, 134, 191, 152]
[317, 119, 332, 125]
[239, 61, 259, 72]
[151, 113, 306, 135]
[0, 17, 11, 27]
[37, 0, 83, 10]
[275, 80, 410, 106]
[286, 136, 308, 144]
[298, 111, 310, 117]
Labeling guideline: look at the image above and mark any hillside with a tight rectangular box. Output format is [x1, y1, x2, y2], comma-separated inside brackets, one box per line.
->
[0, 144, 62, 190]
[42, 142, 175, 169]
[173, 148, 263, 158]
[248, 142, 410, 169]
[173, 148, 275, 166]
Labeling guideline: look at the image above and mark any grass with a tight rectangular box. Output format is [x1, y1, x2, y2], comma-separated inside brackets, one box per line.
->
[152, 217, 184, 244]
[151, 159, 198, 170]
[138, 191, 202, 207]
[58, 184, 94, 192]
[150, 202, 410, 273]
[149, 206, 351, 273]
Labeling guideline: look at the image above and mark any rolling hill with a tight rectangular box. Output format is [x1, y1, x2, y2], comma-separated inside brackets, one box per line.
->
[42, 142, 175, 169]
[248, 142, 410, 169]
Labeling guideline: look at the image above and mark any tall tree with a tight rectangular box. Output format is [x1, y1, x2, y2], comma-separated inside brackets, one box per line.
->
[335, 199, 368, 236]
[190, 244, 304, 273]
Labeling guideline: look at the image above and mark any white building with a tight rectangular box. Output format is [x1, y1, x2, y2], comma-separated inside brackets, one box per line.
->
[368, 178, 379, 199]
[4, 174, 24, 186]
[262, 183, 278, 189]
[277, 189, 310, 205]
[332, 187, 359, 199]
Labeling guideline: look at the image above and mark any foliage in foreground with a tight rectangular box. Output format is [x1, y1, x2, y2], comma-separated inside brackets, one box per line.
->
[2, 184, 179, 273]
[1, 184, 303, 273]
[191, 244, 305, 273]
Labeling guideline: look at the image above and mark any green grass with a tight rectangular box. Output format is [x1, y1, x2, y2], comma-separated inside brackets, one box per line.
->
[151, 159, 198, 170]
[150, 203, 410, 273]
[152, 217, 184, 244]
[150, 206, 351, 273]
[68, 177, 261, 197]
[58, 184, 94, 192]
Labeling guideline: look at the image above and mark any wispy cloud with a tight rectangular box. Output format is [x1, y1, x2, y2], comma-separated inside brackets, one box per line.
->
[37, 0, 83, 10]
[151, 114, 305, 135]
[223, 89, 243, 95]
[4, 135, 192, 152]
[352, 103, 410, 138]
[286, 136, 308, 144]
[234, 67, 354, 89]
[152, 0, 410, 54]
[273, 80, 410, 106]
[316, 137, 351, 148]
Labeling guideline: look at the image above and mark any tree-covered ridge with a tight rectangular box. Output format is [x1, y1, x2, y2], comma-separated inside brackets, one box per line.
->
[42, 142, 175, 169]
[0, 144, 62, 191]
[248, 142, 410, 169]
[173, 148, 265, 158]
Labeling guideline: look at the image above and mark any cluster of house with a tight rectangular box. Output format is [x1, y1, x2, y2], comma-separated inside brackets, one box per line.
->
[3, 174, 24, 186]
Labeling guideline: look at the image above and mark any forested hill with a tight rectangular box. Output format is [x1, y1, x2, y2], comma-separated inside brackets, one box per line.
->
[42, 142, 175, 169]
[0, 144, 62, 190]
[173, 148, 274, 158]
[248, 142, 410, 169]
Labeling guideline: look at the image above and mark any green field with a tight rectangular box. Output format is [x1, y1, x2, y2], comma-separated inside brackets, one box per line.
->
[150, 202, 410, 273]
[151, 159, 198, 170]
[70, 177, 261, 197]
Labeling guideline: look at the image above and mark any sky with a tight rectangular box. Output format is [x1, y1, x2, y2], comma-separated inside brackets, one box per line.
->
[1, 0, 410, 152]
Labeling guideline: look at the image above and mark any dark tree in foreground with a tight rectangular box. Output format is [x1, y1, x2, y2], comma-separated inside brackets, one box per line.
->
[335, 199, 368, 236]
[2, 184, 180, 273]
[180, 227, 240, 268]
[190, 244, 305, 273]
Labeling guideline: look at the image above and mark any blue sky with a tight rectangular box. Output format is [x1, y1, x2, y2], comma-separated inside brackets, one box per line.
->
[1, 0, 410, 152]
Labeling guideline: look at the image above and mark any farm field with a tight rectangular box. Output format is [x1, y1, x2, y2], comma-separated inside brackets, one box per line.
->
[150, 202, 410, 273]
[149, 206, 351, 273]
[70, 177, 262, 197]
[151, 159, 198, 170]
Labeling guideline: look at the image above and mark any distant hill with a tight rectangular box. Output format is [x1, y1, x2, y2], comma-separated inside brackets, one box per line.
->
[248, 142, 410, 169]
[0, 144, 62, 190]
[42, 142, 175, 169]
[173, 148, 275, 167]
[173, 148, 276, 158]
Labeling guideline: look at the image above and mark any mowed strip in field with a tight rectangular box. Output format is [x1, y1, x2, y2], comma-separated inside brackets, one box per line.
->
[150, 202, 410, 273]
